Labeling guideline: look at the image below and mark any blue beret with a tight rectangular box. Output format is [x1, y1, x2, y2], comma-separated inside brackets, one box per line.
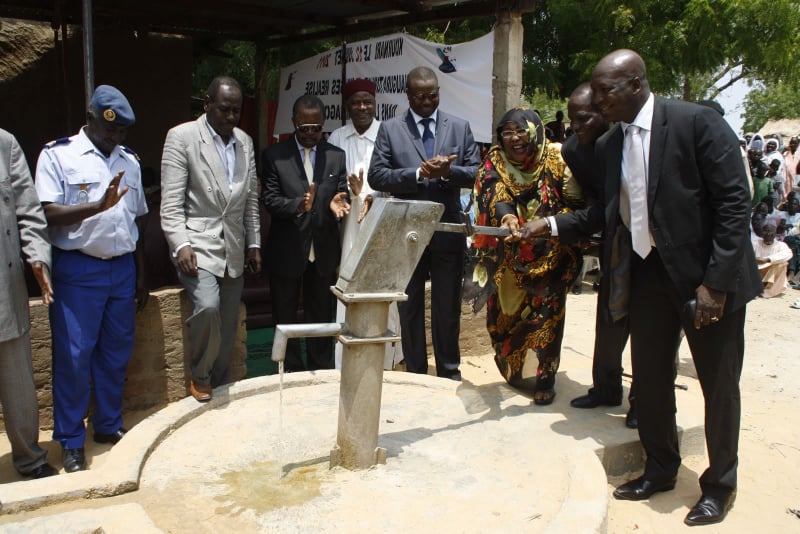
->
[90, 85, 135, 126]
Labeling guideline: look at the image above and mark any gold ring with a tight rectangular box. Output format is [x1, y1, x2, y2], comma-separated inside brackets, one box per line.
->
[710, 317, 719, 322]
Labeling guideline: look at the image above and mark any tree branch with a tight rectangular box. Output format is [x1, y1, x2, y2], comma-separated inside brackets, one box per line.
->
[708, 61, 743, 87]
[708, 69, 748, 99]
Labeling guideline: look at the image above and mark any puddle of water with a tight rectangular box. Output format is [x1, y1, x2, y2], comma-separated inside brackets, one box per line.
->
[214, 461, 325, 516]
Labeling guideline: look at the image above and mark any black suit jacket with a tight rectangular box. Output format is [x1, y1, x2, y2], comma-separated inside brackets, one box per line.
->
[562, 135, 600, 192]
[595, 97, 761, 314]
[556, 134, 606, 242]
[261, 137, 347, 278]
[368, 109, 480, 252]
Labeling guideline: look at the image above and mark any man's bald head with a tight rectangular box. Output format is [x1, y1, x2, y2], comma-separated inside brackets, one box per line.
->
[567, 82, 610, 145]
[593, 49, 648, 83]
[569, 83, 593, 107]
[590, 49, 651, 124]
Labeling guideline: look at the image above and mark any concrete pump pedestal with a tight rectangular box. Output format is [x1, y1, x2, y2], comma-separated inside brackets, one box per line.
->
[138, 371, 608, 533]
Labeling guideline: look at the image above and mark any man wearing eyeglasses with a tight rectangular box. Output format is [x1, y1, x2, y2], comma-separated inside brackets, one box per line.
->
[369, 66, 480, 381]
[262, 94, 349, 372]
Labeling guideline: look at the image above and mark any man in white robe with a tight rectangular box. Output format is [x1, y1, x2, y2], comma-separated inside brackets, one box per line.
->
[753, 222, 792, 298]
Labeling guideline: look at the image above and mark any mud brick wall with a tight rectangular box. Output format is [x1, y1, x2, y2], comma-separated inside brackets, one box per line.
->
[4, 288, 247, 431]
[422, 282, 493, 359]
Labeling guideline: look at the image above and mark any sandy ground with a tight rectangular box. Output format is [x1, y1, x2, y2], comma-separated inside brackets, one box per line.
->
[0, 285, 798, 532]
[559, 288, 799, 532]
[458, 286, 800, 532]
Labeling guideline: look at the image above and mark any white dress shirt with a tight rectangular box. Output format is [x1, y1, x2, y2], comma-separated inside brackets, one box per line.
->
[35, 128, 147, 259]
[205, 118, 237, 190]
[409, 109, 439, 180]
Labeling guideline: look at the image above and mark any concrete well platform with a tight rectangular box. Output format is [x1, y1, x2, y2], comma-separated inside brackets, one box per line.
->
[0, 367, 705, 533]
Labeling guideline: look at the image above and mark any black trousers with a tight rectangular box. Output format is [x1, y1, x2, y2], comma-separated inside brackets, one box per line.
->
[629, 250, 743, 498]
[590, 270, 631, 400]
[398, 245, 463, 379]
[270, 261, 336, 372]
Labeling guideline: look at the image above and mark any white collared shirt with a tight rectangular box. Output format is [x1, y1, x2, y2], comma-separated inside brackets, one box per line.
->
[409, 109, 439, 180]
[620, 93, 655, 178]
[295, 136, 317, 183]
[409, 108, 439, 138]
[619, 93, 656, 246]
[328, 119, 381, 199]
[205, 118, 236, 190]
[34, 128, 147, 259]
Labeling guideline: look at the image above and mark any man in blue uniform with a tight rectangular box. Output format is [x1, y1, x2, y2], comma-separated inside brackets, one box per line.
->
[35, 85, 149, 473]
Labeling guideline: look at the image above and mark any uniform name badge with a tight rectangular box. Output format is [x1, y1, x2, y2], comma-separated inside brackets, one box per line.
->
[77, 183, 89, 204]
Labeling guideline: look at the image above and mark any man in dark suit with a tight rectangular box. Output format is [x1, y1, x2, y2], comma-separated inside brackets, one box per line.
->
[583, 49, 760, 526]
[262, 95, 349, 371]
[533, 84, 637, 427]
[369, 66, 480, 380]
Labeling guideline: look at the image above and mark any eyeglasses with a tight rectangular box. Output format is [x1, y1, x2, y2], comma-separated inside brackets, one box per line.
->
[500, 129, 529, 140]
[408, 91, 440, 101]
[296, 124, 323, 133]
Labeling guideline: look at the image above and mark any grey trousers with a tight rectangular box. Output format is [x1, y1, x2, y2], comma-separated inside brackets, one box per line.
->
[0, 331, 48, 474]
[180, 269, 244, 388]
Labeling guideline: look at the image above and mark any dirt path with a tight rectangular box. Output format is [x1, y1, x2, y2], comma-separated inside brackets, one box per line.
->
[461, 288, 800, 532]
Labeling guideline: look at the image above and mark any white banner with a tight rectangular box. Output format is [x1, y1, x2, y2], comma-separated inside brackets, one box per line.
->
[275, 31, 494, 143]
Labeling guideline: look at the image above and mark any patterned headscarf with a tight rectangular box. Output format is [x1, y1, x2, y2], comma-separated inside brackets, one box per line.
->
[495, 108, 545, 147]
[494, 108, 547, 183]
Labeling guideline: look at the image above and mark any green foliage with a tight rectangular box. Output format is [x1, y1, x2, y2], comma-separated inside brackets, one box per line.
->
[192, 41, 256, 98]
[190, 1, 800, 110]
[742, 80, 800, 132]
[523, 0, 800, 101]
[523, 90, 569, 124]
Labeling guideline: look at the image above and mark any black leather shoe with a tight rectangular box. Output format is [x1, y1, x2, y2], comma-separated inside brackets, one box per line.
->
[613, 475, 676, 501]
[684, 492, 735, 526]
[570, 389, 622, 409]
[27, 463, 58, 479]
[62, 448, 86, 473]
[93, 427, 127, 445]
[625, 401, 638, 429]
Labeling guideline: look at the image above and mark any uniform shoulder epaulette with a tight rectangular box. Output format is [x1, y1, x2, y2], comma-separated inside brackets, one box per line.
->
[121, 145, 140, 161]
[43, 137, 71, 149]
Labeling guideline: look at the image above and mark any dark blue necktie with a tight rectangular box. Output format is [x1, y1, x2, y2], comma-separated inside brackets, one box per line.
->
[421, 118, 434, 159]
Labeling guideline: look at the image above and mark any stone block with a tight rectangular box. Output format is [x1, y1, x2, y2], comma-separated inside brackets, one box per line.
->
[423, 282, 493, 360]
[0, 287, 248, 432]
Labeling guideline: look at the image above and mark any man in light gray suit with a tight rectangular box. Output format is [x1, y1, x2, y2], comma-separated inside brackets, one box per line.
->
[0, 128, 58, 479]
[369, 66, 480, 380]
[161, 77, 261, 402]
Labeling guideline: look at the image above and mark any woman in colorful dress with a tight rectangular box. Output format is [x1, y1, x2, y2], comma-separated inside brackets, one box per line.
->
[464, 108, 584, 404]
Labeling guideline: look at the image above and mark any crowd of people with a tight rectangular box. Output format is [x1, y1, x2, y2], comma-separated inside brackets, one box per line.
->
[745, 132, 800, 302]
[2, 48, 774, 526]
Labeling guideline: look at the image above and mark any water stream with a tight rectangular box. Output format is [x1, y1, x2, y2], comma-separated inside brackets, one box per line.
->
[277, 360, 284, 479]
